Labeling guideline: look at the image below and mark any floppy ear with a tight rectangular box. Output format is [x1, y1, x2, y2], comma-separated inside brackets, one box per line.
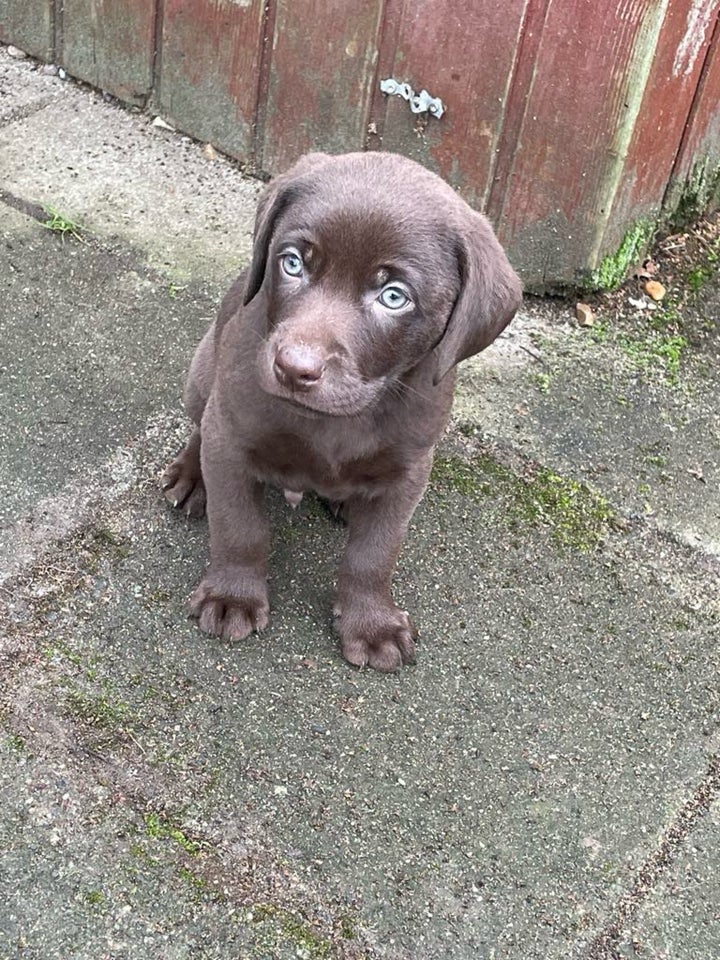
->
[433, 211, 522, 384]
[243, 153, 332, 305]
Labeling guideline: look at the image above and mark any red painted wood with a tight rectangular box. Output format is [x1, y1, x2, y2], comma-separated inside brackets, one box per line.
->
[2, 0, 716, 287]
[260, 0, 384, 174]
[668, 6, 720, 212]
[365, 0, 405, 153]
[485, 0, 552, 226]
[377, 0, 528, 212]
[494, 0, 671, 287]
[61, 0, 155, 104]
[604, 0, 718, 250]
[158, 0, 265, 161]
[0, 0, 54, 60]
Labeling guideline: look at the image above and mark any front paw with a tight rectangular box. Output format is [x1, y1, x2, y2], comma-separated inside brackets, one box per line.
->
[189, 568, 269, 641]
[334, 600, 418, 672]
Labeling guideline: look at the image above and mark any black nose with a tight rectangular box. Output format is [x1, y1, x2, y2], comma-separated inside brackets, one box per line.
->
[273, 344, 326, 391]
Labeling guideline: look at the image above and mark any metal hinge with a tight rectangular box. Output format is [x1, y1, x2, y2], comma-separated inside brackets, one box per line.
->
[380, 78, 445, 119]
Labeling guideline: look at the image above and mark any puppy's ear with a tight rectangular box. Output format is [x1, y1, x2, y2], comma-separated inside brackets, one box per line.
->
[243, 153, 332, 305]
[433, 211, 522, 384]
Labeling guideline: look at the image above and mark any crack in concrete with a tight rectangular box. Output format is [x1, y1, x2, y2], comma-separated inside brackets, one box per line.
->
[0, 186, 48, 221]
[587, 753, 720, 958]
[0, 95, 56, 128]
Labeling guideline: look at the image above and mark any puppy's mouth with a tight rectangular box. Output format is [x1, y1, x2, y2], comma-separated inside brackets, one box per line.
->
[274, 393, 332, 417]
[258, 343, 384, 417]
[266, 382, 382, 418]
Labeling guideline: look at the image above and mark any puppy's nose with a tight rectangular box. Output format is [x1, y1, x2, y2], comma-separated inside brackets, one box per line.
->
[273, 344, 326, 391]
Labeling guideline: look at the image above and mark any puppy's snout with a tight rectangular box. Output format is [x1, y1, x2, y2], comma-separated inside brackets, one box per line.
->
[273, 343, 326, 391]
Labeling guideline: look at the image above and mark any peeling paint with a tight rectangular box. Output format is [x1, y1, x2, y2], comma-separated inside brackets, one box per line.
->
[588, 0, 669, 270]
[672, 0, 715, 77]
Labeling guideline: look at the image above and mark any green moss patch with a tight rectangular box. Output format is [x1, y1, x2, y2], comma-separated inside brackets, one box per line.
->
[65, 688, 129, 729]
[248, 904, 332, 959]
[144, 812, 204, 855]
[668, 159, 720, 229]
[516, 467, 614, 550]
[432, 452, 614, 552]
[590, 220, 655, 291]
[589, 316, 688, 385]
[82, 889, 107, 909]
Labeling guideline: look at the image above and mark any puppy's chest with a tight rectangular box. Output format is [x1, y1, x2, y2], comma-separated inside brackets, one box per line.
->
[246, 430, 404, 499]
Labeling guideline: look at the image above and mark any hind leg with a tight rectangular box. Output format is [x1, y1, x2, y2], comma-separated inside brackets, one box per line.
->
[162, 325, 215, 517]
[162, 427, 206, 517]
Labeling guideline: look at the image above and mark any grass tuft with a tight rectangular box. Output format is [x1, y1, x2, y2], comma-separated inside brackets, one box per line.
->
[41, 205, 86, 243]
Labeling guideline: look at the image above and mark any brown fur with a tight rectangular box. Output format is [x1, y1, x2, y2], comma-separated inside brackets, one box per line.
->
[162, 152, 521, 671]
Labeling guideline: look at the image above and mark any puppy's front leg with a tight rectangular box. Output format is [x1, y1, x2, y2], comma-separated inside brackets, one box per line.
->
[189, 408, 270, 642]
[335, 453, 433, 672]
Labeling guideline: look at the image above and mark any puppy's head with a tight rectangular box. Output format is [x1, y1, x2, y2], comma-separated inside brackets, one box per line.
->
[245, 152, 521, 416]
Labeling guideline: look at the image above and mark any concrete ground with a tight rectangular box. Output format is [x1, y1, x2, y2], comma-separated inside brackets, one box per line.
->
[1, 46, 719, 960]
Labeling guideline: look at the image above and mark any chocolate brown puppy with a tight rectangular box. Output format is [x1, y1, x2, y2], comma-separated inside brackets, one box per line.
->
[163, 151, 521, 671]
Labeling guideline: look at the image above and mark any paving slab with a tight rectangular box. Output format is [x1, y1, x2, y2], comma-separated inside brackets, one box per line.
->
[0, 49, 65, 122]
[3, 438, 719, 958]
[457, 294, 720, 556]
[0, 48, 260, 283]
[0, 205, 221, 579]
[614, 804, 720, 958]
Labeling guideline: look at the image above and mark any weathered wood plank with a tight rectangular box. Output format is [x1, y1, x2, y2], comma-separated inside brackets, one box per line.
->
[494, 0, 672, 288]
[157, 0, 265, 161]
[666, 4, 720, 217]
[260, 0, 383, 175]
[61, 0, 155, 104]
[604, 0, 718, 251]
[377, 0, 528, 213]
[0, 0, 54, 60]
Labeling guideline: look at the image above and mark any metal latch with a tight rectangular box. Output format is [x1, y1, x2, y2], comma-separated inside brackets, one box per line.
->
[380, 78, 445, 119]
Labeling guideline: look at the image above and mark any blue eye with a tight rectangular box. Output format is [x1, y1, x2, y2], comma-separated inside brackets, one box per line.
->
[378, 285, 410, 310]
[281, 250, 304, 277]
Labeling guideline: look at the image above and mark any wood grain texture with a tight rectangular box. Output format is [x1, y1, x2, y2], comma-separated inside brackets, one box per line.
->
[493, 0, 675, 287]
[260, 0, 384, 174]
[666, 4, 720, 214]
[377, 0, 528, 212]
[1, 0, 716, 288]
[0, 0, 54, 60]
[157, 0, 265, 160]
[604, 0, 718, 252]
[61, 0, 155, 103]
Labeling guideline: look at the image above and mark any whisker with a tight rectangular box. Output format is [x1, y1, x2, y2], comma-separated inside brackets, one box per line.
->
[389, 377, 434, 404]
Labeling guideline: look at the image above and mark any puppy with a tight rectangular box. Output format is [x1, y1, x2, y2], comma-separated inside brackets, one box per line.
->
[163, 152, 521, 671]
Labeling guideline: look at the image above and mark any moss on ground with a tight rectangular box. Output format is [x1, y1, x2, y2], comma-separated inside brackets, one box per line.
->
[431, 452, 614, 552]
[248, 904, 333, 959]
[590, 220, 655, 291]
[144, 812, 204, 855]
[65, 686, 129, 729]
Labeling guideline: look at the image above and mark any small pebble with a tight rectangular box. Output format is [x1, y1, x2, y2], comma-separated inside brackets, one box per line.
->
[41, 63, 59, 76]
[7, 45, 27, 59]
[152, 115, 175, 131]
[575, 302, 595, 327]
[643, 279, 666, 301]
[202, 142, 218, 161]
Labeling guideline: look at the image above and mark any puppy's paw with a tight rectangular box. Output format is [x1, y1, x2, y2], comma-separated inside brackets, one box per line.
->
[162, 452, 206, 518]
[189, 569, 270, 642]
[334, 601, 418, 672]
